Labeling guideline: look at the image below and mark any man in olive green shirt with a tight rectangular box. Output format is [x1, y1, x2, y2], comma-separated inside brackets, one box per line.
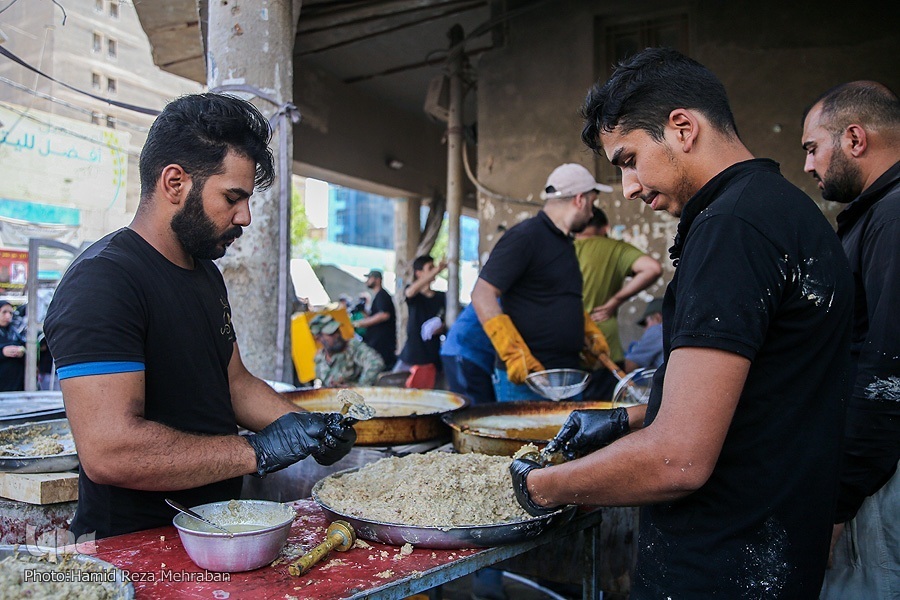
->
[310, 314, 385, 387]
[575, 207, 662, 363]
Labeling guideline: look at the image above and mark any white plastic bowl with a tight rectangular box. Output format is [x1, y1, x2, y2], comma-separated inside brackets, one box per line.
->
[173, 500, 295, 572]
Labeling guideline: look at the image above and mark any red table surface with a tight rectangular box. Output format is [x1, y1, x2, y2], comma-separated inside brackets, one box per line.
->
[89, 499, 482, 599]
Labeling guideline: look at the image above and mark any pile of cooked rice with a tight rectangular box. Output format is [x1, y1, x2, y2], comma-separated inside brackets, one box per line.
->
[315, 452, 532, 527]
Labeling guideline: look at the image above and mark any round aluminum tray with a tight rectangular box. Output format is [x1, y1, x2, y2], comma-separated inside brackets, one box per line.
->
[0, 418, 79, 473]
[0, 544, 134, 599]
[311, 467, 576, 549]
[0, 391, 65, 426]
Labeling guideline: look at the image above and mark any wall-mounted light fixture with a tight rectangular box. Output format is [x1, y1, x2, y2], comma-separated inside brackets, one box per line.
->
[386, 157, 404, 170]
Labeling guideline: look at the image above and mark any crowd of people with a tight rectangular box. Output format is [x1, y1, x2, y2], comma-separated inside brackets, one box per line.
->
[32, 44, 896, 600]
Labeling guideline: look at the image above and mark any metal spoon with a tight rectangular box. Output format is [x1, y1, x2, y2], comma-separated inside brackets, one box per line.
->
[165, 498, 233, 537]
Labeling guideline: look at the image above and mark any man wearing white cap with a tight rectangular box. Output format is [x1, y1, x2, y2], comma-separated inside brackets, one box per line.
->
[472, 163, 614, 401]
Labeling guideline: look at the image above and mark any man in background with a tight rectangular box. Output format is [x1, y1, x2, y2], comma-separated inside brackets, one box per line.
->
[472, 163, 611, 401]
[624, 298, 664, 372]
[801, 80, 900, 600]
[311, 313, 384, 387]
[356, 270, 396, 370]
[576, 206, 661, 398]
[395, 256, 446, 387]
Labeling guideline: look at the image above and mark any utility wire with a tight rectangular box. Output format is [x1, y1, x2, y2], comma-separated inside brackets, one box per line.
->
[0, 76, 150, 133]
[0, 0, 19, 16]
[0, 45, 160, 116]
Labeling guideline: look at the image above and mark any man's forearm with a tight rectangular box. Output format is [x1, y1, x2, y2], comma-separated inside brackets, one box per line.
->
[471, 280, 502, 323]
[82, 419, 257, 490]
[357, 311, 390, 328]
[231, 374, 299, 432]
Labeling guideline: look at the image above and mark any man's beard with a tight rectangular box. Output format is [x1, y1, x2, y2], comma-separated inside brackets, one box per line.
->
[569, 202, 594, 234]
[171, 183, 243, 260]
[323, 336, 347, 354]
[821, 146, 864, 203]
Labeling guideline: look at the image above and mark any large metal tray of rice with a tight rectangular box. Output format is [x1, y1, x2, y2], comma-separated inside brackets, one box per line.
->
[0, 418, 78, 473]
[311, 452, 575, 549]
[0, 544, 134, 599]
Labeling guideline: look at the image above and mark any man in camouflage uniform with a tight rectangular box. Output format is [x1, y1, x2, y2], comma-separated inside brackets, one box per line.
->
[310, 314, 385, 387]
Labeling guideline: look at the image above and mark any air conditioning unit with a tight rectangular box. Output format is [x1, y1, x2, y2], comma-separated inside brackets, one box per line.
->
[423, 75, 450, 122]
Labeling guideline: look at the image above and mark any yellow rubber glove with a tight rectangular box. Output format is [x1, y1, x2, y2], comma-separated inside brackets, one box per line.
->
[483, 314, 544, 384]
[583, 312, 610, 362]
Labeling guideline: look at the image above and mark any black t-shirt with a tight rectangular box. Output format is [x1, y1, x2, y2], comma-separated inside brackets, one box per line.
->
[832, 160, 900, 521]
[44, 228, 242, 539]
[478, 211, 583, 369]
[398, 289, 445, 366]
[362, 288, 396, 367]
[0, 325, 25, 391]
[634, 160, 854, 599]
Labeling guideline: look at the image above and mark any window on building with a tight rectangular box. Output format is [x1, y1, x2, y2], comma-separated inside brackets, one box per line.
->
[91, 72, 101, 90]
[91, 112, 103, 125]
[107, 77, 117, 94]
[106, 115, 117, 129]
[94, 0, 103, 13]
[594, 12, 690, 183]
[109, 2, 119, 18]
[107, 38, 117, 59]
[92, 32, 102, 53]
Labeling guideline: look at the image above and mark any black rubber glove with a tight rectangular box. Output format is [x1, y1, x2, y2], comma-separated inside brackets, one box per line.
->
[553, 408, 629, 461]
[246, 412, 342, 477]
[509, 457, 557, 517]
[313, 413, 357, 466]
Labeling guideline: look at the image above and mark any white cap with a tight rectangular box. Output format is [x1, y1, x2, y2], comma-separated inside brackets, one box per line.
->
[540, 163, 613, 200]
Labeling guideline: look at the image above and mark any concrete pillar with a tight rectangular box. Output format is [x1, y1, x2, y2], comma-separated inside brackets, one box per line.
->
[444, 25, 464, 327]
[396, 196, 421, 353]
[207, 0, 295, 381]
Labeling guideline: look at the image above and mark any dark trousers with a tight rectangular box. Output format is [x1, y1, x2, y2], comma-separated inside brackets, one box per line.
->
[441, 355, 496, 404]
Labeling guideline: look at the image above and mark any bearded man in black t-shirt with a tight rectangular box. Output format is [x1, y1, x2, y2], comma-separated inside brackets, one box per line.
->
[357, 269, 396, 370]
[509, 48, 855, 600]
[44, 94, 356, 540]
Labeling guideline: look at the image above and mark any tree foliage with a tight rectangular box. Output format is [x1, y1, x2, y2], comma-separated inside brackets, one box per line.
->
[290, 182, 320, 265]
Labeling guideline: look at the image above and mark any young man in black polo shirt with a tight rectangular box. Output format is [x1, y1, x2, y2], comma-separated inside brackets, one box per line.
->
[472, 163, 612, 401]
[510, 48, 854, 599]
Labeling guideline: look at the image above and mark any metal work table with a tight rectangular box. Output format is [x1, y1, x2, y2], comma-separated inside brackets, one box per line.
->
[89, 498, 603, 599]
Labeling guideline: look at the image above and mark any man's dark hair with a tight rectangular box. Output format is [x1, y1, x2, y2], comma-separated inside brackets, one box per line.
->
[412, 255, 434, 273]
[139, 93, 275, 199]
[804, 81, 900, 139]
[581, 47, 739, 153]
[587, 206, 608, 230]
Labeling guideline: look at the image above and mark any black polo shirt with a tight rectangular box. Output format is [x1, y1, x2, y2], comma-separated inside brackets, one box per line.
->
[478, 211, 583, 370]
[832, 160, 900, 521]
[635, 159, 854, 599]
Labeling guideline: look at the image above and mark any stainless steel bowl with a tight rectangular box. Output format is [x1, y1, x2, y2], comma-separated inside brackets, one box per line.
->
[173, 500, 296, 572]
[311, 468, 577, 549]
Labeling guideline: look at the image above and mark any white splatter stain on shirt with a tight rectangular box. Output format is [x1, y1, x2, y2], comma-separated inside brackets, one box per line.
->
[865, 376, 900, 401]
[731, 517, 790, 598]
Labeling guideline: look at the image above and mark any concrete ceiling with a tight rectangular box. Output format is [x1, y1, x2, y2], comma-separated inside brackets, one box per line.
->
[133, 0, 502, 115]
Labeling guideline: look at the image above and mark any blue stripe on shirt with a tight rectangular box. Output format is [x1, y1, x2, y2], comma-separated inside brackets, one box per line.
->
[57, 361, 145, 380]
